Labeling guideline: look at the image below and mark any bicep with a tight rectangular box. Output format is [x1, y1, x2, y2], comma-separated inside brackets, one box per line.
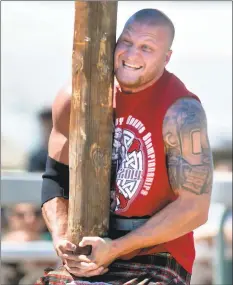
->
[163, 98, 213, 204]
[48, 88, 71, 165]
[48, 128, 69, 165]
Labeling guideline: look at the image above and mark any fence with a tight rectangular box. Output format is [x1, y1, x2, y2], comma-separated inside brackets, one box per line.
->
[1, 170, 232, 284]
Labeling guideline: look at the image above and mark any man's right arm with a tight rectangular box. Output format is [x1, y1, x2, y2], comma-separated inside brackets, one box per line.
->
[41, 86, 107, 277]
[41, 86, 73, 249]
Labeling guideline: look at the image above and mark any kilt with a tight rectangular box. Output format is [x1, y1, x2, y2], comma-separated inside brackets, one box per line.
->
[35, 253, 191, 285]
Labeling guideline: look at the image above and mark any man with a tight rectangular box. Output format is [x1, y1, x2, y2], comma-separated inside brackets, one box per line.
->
[2, 203, 43, 242]
[2, 204, 48, 285]
[41, 9, 213, 284]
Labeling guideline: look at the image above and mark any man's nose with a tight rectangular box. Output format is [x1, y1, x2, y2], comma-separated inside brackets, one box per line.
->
[25, 214, 36, 223]
[126, 46, 140, 59]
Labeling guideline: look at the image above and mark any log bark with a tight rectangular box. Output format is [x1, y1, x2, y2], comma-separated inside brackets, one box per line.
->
[68, 1, 117, 255]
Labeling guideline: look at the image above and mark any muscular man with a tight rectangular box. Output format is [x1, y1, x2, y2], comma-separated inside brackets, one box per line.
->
[41, 9, 213, 284]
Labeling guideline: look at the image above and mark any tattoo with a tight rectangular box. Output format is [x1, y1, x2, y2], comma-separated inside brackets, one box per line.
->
[163, 98, 213, 195]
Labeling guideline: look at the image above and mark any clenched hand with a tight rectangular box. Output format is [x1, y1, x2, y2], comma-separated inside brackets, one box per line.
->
[63, 237, 118, 272]
[54, 238, 108, 277]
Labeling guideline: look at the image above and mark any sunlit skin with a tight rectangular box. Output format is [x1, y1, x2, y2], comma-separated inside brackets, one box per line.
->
[114, 21, 173, 93]
[42, 14, 213, 280]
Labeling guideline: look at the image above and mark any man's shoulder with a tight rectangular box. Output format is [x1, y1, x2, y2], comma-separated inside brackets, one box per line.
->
[168, 97, 204, 116]
[163, 97, 207, 135]
[53, 84, 72, 114]
[52, 84, 72, 133]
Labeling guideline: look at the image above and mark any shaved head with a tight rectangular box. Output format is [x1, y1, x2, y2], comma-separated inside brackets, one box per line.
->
[124, 9, 175, 48]
[114, 8, 175, 93]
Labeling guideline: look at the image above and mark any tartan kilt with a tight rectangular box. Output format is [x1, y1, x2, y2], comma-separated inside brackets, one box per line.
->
[35, 253, 191, 285]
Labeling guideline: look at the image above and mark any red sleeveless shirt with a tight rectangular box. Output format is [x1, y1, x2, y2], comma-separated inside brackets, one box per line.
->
[112, 69, 200, 273]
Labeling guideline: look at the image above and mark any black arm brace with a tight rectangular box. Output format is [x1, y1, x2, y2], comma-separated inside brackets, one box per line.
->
[41, 156, 69, 207]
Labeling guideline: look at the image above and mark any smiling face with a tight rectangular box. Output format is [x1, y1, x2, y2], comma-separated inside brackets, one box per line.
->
[114, 21, 172, 93]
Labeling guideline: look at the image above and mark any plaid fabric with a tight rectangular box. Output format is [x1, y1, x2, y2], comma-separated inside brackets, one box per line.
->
[35, 253, 191, 285]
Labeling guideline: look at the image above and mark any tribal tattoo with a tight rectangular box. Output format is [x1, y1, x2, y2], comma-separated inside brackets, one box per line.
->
[163, 98, 213, 195]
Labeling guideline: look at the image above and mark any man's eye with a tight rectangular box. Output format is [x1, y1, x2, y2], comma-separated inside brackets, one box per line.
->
[123, 40, 132, 46]
[141, 45, 152, 52]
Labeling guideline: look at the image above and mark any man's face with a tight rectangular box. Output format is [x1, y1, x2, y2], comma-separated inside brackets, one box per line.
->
[114, 21, 172, 93]
[9, 204, 42, 231]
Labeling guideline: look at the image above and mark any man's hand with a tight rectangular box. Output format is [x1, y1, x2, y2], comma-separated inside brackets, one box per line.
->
[54, 238, 108, 277]
[63, 237, 118, 271]
[54, 238, 76, 260]
[79, 237, 118, 267]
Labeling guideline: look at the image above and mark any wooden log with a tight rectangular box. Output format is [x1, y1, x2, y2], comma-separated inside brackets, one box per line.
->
[68, 1, 118, 255]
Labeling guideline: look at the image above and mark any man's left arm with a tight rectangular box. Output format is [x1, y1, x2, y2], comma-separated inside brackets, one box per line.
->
[68, 97, 214, 268]
[109, 97, 214, 258]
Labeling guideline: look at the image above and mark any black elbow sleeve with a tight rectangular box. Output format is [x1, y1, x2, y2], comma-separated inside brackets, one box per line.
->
[41, 156, 69, 207]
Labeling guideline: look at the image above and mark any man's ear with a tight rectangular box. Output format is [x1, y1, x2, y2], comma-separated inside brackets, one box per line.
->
[165, 50, 173, 65]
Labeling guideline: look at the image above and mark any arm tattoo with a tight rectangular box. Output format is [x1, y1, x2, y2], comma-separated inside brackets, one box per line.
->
[163, 98, 213, 195]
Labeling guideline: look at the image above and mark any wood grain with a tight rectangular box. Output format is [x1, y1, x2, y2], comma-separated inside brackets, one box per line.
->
[68, 1, 117, 255]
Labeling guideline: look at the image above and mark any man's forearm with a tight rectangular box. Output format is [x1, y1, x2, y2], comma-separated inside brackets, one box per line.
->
[112, 195, 208, 258]
[42, 197, 69, 242]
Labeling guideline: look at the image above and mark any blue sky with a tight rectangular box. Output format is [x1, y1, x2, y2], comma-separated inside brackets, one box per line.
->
[1, 1, 232, 167]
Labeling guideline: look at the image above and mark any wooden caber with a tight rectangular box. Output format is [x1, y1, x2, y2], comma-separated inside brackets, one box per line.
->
[35, 2, 117, 284]
[68, 1, 118, 255]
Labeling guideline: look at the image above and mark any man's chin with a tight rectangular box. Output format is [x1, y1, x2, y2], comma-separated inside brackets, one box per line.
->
[116, 77, 140, 89]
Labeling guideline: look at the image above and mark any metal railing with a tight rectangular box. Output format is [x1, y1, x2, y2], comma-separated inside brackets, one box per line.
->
[1, 170, 232, 285]
[213, 207, 232, 285]
[1, 171, 42, 206]
[1, 240, 58, 263]
[1, 170, 232, 206]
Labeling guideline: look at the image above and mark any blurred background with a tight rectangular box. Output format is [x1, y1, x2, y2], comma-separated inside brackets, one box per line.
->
[1, 1, 232, 285]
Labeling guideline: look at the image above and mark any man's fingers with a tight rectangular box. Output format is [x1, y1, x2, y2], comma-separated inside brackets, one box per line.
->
[79, 237, 99, 247]
[56, 240, 77, 257]
[64, 265, 106, 277]
[64, 260, 98, 270]
[59, 240, 76, 252]
[80, 261, 98, 270]
[63, 253, 92, 263]
[100, 268, 109, 275]
[82, 266, 106, 277]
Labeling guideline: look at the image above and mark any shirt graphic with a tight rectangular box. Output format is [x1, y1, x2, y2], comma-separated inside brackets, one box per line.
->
[111, 115, 156, 213]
